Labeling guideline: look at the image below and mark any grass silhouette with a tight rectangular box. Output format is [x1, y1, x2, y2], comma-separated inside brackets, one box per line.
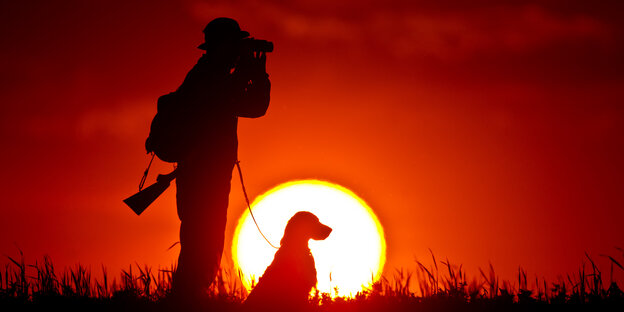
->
[1, 248, 623, 311]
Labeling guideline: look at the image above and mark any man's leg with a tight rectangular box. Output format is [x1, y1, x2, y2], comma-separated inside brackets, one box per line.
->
[171, 164, 232, 302]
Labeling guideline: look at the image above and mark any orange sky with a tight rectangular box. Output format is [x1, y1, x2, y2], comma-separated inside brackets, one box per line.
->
[1, 0, 623, 286]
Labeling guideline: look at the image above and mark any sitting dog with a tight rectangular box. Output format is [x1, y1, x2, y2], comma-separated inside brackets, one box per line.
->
[244, 211, 332, 310]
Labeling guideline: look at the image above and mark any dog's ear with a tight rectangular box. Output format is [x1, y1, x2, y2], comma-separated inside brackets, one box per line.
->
[282, 211, 313, 244]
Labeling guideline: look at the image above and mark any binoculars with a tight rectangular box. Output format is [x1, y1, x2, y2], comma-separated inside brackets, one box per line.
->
[240, 38, 274, 53]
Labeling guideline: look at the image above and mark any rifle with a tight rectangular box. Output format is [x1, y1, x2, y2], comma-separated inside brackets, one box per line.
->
[123, 169, 177, 215]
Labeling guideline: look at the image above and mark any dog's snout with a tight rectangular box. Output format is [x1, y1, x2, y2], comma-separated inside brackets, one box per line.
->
[313, 223, 332, 240]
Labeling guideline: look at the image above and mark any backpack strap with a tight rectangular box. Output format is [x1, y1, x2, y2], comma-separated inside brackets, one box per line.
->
[139, 152, 156, 191]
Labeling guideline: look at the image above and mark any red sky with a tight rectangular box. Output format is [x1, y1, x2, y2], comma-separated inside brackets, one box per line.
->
[1, 0, 623, 286]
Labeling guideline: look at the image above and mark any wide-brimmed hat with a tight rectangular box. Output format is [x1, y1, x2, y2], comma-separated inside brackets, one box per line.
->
[198, 17, 250, 50]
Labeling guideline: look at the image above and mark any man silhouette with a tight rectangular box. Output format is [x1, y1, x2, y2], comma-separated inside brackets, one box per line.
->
[169, 17, 270, 302]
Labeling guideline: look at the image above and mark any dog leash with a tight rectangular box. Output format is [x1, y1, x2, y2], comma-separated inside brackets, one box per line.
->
[236, 160, 280, 250]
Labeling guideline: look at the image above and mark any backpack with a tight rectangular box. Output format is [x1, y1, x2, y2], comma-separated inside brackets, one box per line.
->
[145, 92, 188, 163]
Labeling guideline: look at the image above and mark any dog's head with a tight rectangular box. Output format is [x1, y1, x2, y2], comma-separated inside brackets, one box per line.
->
[280, 211, 332, 246]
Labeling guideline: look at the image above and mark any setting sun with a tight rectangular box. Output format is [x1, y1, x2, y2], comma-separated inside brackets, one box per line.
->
[232, 180, 386, 297]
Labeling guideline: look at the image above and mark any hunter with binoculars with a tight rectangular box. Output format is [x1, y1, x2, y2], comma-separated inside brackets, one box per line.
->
[138, 17, 272, 304]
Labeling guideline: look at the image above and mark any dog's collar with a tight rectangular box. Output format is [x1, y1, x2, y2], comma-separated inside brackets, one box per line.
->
[278, 243, 311, 254]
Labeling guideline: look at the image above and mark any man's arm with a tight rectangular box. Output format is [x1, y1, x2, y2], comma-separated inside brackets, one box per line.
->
[231, 51, 271, 118]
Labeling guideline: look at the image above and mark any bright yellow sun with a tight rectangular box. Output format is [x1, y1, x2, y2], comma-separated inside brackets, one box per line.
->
[232, 179, 386, 297]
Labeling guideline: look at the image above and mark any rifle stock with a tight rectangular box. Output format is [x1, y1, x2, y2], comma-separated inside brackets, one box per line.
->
[124, 169, 177, 215]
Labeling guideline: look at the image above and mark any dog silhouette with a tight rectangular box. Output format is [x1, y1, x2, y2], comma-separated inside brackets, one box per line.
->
[244, 211, 332, 310]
